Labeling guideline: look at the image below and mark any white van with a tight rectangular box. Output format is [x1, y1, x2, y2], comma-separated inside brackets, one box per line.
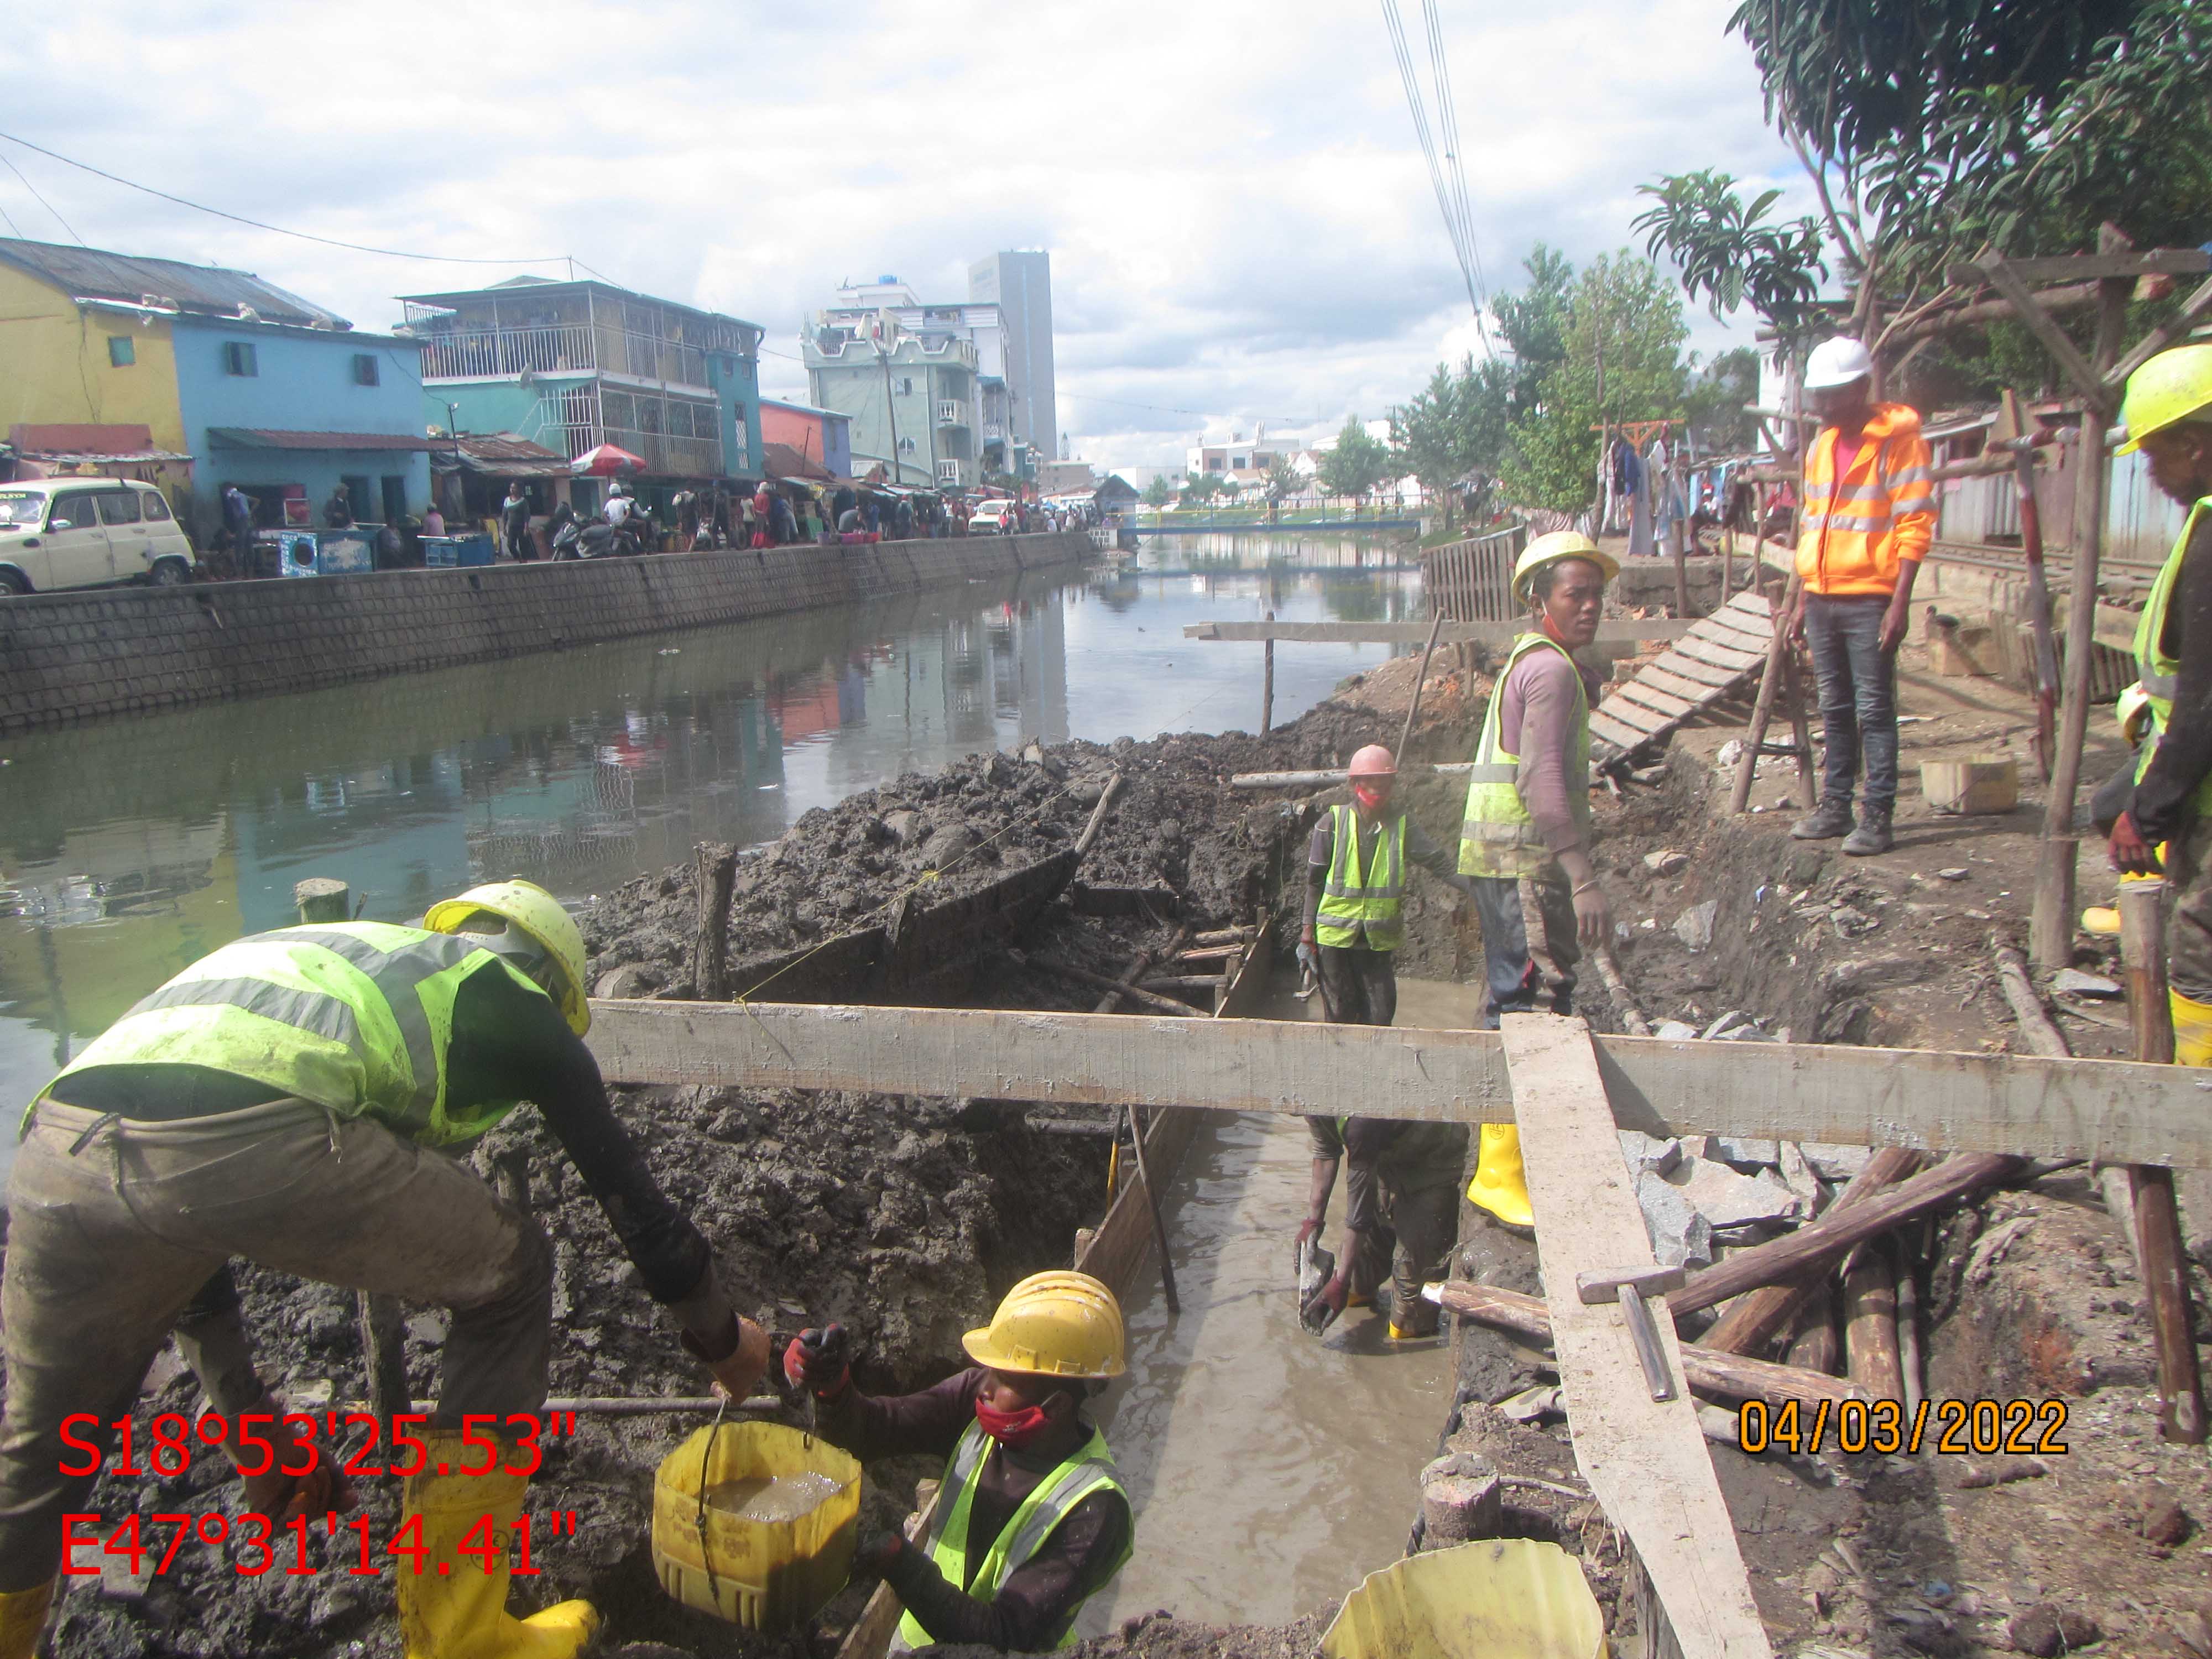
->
[0, 477, 197, 595]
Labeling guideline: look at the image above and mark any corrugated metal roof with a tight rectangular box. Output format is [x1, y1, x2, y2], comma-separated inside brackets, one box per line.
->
[0, 238, 349, 328]
[763, 441, 834, 481]
[208, 428, 434, 452]
[434, 433, 573, 476]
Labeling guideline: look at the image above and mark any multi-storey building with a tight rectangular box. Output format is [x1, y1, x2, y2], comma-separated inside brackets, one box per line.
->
[968, 252, 1056, 462]
[398, 275, 763, 494]
[802, 289, 983, 488]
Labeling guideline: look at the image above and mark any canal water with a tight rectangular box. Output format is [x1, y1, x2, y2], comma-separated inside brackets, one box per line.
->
[0, 535, 1422, 1134]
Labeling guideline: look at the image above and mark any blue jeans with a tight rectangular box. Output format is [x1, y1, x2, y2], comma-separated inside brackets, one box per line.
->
[1469, 876, 1578, 1029]
[1802, 593, 1900, 813]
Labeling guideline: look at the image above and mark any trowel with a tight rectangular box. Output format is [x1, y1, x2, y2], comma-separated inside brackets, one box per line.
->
[1296, 1235, 1334, 1317]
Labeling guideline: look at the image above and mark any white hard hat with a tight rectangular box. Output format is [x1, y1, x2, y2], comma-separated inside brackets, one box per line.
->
[1804, 337, 1876, 390]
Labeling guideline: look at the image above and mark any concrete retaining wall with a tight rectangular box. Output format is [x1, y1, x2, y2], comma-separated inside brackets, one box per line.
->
[0, 531, 1089, 737]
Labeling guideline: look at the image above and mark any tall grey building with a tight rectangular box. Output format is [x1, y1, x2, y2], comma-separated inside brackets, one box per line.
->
[969, 252, 1056, 461]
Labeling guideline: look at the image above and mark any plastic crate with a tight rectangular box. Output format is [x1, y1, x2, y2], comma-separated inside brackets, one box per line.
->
[422, 533, 495, 567]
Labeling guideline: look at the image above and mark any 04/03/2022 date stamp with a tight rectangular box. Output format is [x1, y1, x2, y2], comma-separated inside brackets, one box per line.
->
[1736, 1397, 2070, 1457]
[58, 1410, 581, 1481]
[61, 1510, 581, 1580]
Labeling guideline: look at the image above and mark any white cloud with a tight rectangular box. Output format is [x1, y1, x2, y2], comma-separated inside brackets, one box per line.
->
[0, 0, 1802, 480]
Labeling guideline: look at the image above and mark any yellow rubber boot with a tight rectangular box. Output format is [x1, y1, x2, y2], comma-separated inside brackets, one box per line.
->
[1466, 1124, 1535, 1229]
[399, 1432, 598, 1659]
[2173, 992, 2212, 1069]
[0, 1580, 53, 1659]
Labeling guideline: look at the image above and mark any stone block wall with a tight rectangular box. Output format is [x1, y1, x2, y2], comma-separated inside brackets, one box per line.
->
[0, 532, 1088, 735]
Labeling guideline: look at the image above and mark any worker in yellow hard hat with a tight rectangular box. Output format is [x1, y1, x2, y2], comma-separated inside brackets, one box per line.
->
[2107, 343, 2212, 1066]
[1459, 532, 1622, 1229]
[0, 880, 774, 1659]
[785, 1272, 1133, 1652]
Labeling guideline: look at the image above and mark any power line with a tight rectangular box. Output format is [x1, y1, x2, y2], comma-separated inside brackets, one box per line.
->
[0, 130, 566, 265]
[1379, 0, 1492, 352]
[0, 151, 81, 245]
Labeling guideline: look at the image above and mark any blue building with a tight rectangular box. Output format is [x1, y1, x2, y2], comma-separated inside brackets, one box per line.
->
[397, 276, 765, 504]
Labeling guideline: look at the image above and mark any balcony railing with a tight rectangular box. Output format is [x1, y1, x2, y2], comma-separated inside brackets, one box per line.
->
[419, 324, 711, 389]
[606, 427, 724, 478]
[936, 399, 968, 428]
[983, 421, 1005, 441]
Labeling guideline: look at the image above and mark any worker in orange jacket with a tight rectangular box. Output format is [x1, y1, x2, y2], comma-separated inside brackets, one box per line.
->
[1787, 337, 1938, 857]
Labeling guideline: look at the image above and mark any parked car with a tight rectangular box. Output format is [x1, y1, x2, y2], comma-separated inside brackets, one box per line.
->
[0, 477, 197, 594]
[967, 500, 1016, 535]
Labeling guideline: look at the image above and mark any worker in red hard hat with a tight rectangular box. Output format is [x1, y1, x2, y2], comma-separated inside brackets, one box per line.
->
[1296, 742, 1472, 1341]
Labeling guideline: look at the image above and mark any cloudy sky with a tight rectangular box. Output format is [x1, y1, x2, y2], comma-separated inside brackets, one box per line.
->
[0, 1, 1803, 478]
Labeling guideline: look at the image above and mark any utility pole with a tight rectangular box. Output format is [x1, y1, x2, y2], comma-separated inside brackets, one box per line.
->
[879, 346, 904, 485]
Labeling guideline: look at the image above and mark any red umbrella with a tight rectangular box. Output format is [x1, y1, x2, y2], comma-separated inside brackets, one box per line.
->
[571, 442, 646, 477]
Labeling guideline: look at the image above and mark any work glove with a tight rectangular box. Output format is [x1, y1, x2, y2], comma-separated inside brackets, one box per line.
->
[1299, 1270, 1350, 1337]
[854, 1529, 907, 1578]
[781, 1323, 854, 1400]
[1294, 1215, 1324, 1253]
[1296, 939, 1318, 975]
[692, 1316, 773, 1402]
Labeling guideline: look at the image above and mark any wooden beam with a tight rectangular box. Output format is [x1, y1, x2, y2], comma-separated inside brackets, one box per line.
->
[582, 1000, 2212, 1168]
[1990, 250, 2210, 284]
[1959, 259, 2111, 409]
[1500, 1013, 1771, 1658]
[1182, 619, 1694, 645]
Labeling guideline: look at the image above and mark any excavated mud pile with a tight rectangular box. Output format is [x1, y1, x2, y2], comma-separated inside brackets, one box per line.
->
[34, 696, 1425, 1659]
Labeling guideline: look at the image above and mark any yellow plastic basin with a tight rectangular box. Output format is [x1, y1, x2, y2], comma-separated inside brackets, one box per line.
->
[1321, 1539, 1607, 1659]
[651, 1420, 861, 1633]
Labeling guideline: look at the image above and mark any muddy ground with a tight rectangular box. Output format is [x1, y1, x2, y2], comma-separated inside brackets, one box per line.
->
[31, 628, 2212, 1659]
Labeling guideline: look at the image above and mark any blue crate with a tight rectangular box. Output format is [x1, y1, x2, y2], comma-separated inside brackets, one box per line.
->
[274, 530, 377, 577]
[422, 533, 496, 567]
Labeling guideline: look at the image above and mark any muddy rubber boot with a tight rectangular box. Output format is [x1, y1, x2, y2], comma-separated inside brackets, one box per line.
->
[2173, 993, 2212, 1068]
[399, 1432, 598, 1659]
[1466, 1124, 1534, 1229]
[1840, 805, 1894, 856]
[1791, 797, 1855, 840]
[0, 1580, 53, 1659]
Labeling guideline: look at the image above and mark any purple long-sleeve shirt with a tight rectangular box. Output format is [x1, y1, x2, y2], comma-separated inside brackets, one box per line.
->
[1495, 644, 1604, 859]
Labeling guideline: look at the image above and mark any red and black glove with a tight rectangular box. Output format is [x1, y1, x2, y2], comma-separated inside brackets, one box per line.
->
[854, 1528, 906, 1577]
[1300, 1271, 1350, 1336]
[781, 1323, 853, 1400]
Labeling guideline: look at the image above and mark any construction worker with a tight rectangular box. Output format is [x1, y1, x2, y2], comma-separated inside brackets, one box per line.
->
[2084, 684, 2158, 937]
[1458, 531, 1621, 1228]
[783, 1272, 1131, 1652]
[1297, 743, 1474, 1027]
[0, 881, 773, 1659]
[2107, 344, 2212, 1066]
[1297, 1112, 1467, 1339]
[1787, 336, 1938, 857]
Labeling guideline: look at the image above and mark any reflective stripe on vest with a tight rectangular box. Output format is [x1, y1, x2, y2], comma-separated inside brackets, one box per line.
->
[1459, 633, 1589, 879]
[1315, 802, 1407, 951]
[2132, 497, 2212, 816]
[892, 1422, 1131, 1654]
[46, 922, 545, 1145]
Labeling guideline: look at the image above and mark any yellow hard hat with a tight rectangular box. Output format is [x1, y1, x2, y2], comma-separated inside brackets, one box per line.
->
[424, 878, 592, 1035]
[2115, 343, 2212, 455]
[1511, 531, 1620, 606]
[962, 1271, 1126, 1380]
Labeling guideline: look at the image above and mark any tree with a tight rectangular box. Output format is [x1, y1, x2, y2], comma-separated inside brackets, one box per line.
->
[1681, 346, 1762, 455]
[1142, 474, 1173, 508]
[1179, 472, 1225, 508]
[1264, 454, 1304, 505]
[1630, 170, 1827, 349]
[1390, 363, 1470, 509]
[1317, 418, 1393, 504]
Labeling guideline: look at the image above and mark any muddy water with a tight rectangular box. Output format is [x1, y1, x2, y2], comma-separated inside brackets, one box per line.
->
[1084, 975, 1484, 1631]
[702, 1470, 844, 1524]
[0, 535, 1421, 1142]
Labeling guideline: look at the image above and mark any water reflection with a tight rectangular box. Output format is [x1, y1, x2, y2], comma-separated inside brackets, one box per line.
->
[0, 538, 1423, 1122]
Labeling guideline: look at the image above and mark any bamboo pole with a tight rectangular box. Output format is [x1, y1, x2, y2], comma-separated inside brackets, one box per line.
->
[1396, 611, 1447, 766]
[2117, 879, 2208, 1443]
[1261, 610, 1275, 734]
[1729, 571, 1803, 816]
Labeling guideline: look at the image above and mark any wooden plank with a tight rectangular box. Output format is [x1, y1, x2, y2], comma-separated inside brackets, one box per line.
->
[1181, 619, 1696, 645]
[1500, 1014, 1771, 1658]
[1646, 653, 1747, 692]
[1629, 665, 1723, 706]
[1700, 609, 1778, 648]
[1590, 708, 1662, 752]
[1992, 249, 2210, 284]
[1606, 680, 1700, 722]
[1674, 635, 1766, 675]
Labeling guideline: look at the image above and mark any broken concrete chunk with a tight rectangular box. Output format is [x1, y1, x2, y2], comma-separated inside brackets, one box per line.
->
[2051, 968, 2121, 998]
[1420, 1452, 1505, 1543]
[1802, 1142, 1871, 1181]
[1644, 849, 1690, 876]
[1701, 1009, 1746, 1040]
[1777, 1142, 1823, 1214]
[1673, 900, 1719, 952]
[1707, 1136, 1780, 1169]
[1618, 1130, 1683, 1177]
[1634, 1169, 1714, 1269]
[1936, 867, 1970, 881]
[1654, 1019, 1700, 1041]
[1667, 1156, 1804, 1229]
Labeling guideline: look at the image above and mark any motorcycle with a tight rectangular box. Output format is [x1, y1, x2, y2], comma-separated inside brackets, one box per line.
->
[552, 509, 645, 560]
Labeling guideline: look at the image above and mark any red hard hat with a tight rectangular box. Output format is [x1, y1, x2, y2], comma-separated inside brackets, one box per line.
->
[1348, 744, 1397, 779]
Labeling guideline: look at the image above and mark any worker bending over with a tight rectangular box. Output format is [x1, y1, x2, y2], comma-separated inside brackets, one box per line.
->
[0, 881, 772, 1659]
[1297, 1112, 1467, 1339]
[1458, 533, 1620, 1228]
[1787, 336, 1938, 857]
[1297, 743, 1473, 1026]
[2108, 345, 2212, 1065]
[784, 1273, 1131, 1652]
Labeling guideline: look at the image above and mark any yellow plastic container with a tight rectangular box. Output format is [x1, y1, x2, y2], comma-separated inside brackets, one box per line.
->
[1321, 1539, 1606, 1659]
[651, 1421, 861, 1633]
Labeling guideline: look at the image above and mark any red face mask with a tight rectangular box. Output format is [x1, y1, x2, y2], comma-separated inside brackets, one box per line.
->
[1352, 782, 1389, 813]
[974, 1397, 1055, 1449]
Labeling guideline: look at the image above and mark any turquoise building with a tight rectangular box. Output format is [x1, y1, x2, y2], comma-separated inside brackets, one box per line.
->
[398, 276, 765, 498]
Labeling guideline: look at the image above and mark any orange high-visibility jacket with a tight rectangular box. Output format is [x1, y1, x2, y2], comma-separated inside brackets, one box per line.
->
[1796, 403, 1938, 596]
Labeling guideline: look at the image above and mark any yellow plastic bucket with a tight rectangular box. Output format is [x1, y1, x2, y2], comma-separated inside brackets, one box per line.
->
[651, 1420, 862, 1634]
[1321, 1539, 1607, 1659]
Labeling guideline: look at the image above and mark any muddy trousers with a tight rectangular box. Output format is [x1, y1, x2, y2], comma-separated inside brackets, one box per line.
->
[1372, 1168, 1464, 1337]
[2163, 816, 2212, 1005]
[1468, 875, 1578, 1027]
[1317, 944, 1397, 1026]
[0, 1097, 552, 1590]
